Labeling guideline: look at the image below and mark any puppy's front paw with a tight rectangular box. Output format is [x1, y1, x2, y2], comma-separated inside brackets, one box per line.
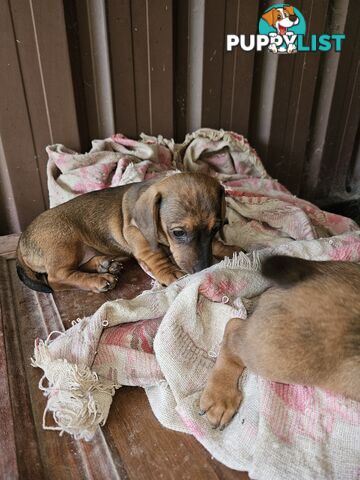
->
[157, 267, 185, 286]
[96, 273, 119, 293]
[200, 373, 242, 430]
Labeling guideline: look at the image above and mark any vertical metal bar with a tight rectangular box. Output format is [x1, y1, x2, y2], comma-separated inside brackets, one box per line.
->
[0, 137, 20, 234]
[249, 52, 279, 164]
[187, 0, 205, 133]
[303, 0, 350, 198]
[86, 0, 115, 138]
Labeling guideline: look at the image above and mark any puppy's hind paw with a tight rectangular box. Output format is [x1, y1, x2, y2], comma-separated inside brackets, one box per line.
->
[99, 256, 124, 275]
[108, 259, 124, 275]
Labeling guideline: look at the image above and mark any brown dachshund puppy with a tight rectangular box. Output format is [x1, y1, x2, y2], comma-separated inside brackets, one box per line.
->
[200, 256, 360, 430]
[17, 172, 238, 293]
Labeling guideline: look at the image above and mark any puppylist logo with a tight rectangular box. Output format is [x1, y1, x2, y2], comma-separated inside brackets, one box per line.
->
[227, 4, 345, 54]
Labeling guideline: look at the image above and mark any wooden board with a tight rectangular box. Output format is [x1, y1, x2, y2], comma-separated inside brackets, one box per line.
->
[0, 235, 249, 479]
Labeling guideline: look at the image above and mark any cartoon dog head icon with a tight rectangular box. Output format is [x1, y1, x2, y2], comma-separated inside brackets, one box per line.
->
[261, 5, 300, 53]
[262, 5, 299, 35]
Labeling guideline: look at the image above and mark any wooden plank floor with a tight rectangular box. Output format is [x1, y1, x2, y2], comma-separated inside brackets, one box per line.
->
[0, 235, 249, 480]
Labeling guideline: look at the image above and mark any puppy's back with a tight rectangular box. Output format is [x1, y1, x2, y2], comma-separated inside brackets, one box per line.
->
[247, 255, 360, 399]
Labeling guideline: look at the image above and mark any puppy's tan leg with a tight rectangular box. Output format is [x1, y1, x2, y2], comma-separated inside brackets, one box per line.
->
[212, 239, 242, 259]
[48, 268, 118, 293]
[46, 248, 119, 292]
[200, 318, 245, 430]
[80, 255, 124, 275]
[124, 225, 184, 286]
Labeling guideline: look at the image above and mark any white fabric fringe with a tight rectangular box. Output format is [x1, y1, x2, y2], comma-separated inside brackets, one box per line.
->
[32, 337, 118, 441]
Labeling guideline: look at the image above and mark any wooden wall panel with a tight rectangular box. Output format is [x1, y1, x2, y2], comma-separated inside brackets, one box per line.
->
[302, 0, 359, 200]
[131, 0, 173, 137]
[0, 0, 359, 234]
[107, 0, 138, 137]
[10, 0, 81, 193]
[147, 0, 173, 137]
[0, 0, 80, 234]
[220, 1, 259, 136]
[27, 0, 81, 148]
[174, 0, 189, 140]
[9, 0, 53, 203]
[280, 0, 330, 195]
[348, 125, 360, 193]
[131, 0, 152, 134]
[0, 0, 46, 233]
[315, 0, 360, 199]
[202, 0, 227, 128]
[264, 0, 330, 194]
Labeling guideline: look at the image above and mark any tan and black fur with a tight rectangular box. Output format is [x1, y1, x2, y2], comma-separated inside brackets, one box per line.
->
[200, 256, 360, 430]
[17, 173, 239, 293]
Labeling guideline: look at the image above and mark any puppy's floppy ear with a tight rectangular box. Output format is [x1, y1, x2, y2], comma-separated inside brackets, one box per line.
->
[284, 6, 295, 15]
[219, 186, 228, 241]
[262, 8, 275, 26]
[133, 186, 161, 250]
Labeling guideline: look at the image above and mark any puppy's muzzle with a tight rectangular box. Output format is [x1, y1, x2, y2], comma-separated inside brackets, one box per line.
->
[176, 250, 212, 275]
[189, 249, 213, 274]
[190, 260, 211, 274]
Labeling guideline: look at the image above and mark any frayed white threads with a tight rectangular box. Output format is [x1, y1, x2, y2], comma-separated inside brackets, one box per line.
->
[31, 338, 119, 441]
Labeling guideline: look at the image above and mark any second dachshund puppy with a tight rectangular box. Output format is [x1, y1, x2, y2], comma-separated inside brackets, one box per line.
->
[17, 172, 238, 293]
[200, 256, 360, 430]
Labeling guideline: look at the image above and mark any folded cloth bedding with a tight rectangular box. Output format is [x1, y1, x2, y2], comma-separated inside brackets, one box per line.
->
[33, 129, 360, 479]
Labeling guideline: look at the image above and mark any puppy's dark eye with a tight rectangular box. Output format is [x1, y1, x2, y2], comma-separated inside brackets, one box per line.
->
[173, 229, 186, 238]
[277, 14, 282, 19]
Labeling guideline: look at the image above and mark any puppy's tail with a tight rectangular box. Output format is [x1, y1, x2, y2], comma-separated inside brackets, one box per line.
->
[16, 248, 52, 293]
[262, 255, 316, 287]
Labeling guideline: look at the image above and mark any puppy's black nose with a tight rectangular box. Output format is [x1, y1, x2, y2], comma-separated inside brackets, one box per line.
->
[192, 257, 212, 274]
[289, 14, 297, 21]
